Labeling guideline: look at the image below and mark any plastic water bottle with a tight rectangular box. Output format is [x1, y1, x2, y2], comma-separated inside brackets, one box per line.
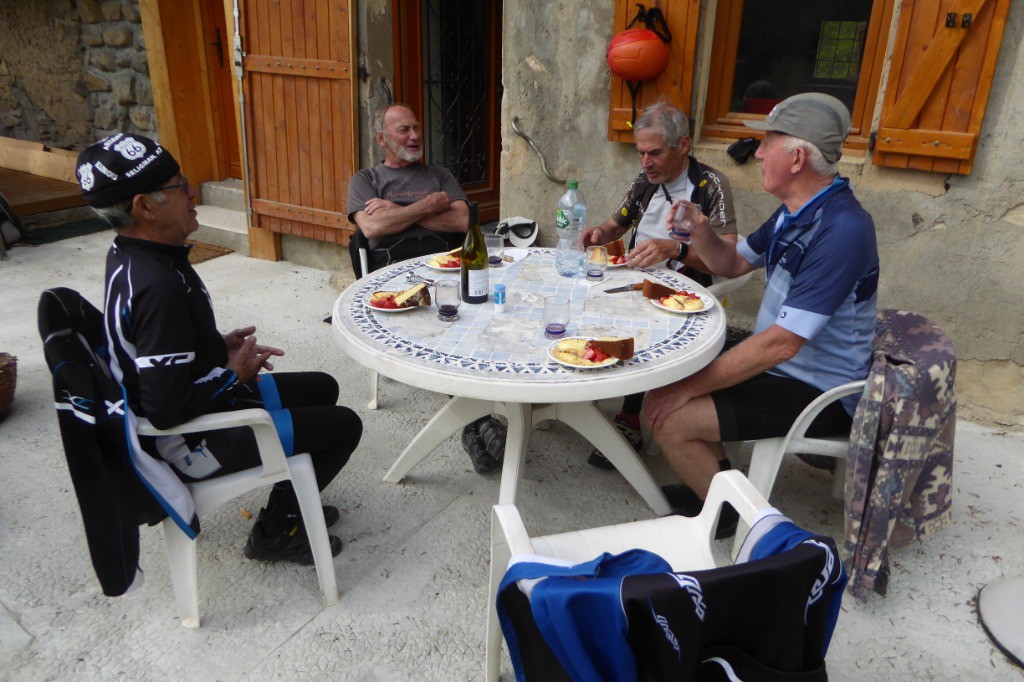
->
[555, 180, 586, 277]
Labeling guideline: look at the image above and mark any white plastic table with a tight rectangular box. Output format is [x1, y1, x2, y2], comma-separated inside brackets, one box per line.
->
[331, 248, 726, 514]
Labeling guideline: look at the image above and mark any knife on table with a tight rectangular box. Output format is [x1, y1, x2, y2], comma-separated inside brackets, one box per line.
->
[603, 283, 643, 293]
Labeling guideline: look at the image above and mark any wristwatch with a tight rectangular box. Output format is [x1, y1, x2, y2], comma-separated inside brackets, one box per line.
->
[677, 241, 689, 261]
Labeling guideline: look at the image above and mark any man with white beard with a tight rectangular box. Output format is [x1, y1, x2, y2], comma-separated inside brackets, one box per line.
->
[347, 103, 469, 273]
[347, 104, 505, 475]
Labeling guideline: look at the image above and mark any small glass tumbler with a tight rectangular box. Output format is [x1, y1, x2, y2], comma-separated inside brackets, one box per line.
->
[485, 234, 505, 267]
[543, 295, 570, 339]
[669, 200, 700, 243]
[585, 245, 608, 281]
[434, 280, 461, 321]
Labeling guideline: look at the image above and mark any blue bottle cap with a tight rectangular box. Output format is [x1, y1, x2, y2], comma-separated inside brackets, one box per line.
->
[495, 284, 505, 291]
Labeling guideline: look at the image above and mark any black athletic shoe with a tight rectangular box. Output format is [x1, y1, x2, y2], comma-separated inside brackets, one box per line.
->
[462, 416, 506, 474]
[588, 416, 644, 470]
[243, 510, 342, 565]
[662, 485, 739, 540]
[323, 505, 340, 528]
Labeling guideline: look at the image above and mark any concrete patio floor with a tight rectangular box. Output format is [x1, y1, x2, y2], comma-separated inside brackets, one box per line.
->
[1, 230, 1021, 680]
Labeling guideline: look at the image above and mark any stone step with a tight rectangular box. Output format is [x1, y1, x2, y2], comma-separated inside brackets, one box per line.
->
[194, 204, 249, 257]
[199, 178, 244, 212]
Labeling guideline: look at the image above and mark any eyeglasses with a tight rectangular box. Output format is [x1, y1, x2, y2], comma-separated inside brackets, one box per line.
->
[150, 177, 190, 195]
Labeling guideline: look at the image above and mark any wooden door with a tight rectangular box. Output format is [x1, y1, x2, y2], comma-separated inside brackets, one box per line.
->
[238, 0, 357, 257]
[200, 0, 242, 179]
[393, 0, 502, 223]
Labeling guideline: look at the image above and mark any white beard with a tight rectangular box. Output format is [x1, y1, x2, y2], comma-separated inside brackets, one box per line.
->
[386, 137, 423, 163]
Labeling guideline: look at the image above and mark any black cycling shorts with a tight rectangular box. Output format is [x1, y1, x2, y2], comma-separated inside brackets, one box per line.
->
[712, 372, 852, 442]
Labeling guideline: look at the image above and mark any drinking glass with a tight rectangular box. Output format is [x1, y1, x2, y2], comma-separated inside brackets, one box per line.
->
[543, 295, 570, 339]
[585, 245, 608, 281]
[484, 234, 505, 267]
[669, 200, 700, 243]
[434, 280, 461, 321]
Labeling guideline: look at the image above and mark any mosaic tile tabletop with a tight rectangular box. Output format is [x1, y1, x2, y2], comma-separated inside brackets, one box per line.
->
[333, 249, 726, 400]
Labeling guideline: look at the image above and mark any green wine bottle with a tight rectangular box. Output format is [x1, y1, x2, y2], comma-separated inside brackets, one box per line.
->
[461, 201, 489, 304]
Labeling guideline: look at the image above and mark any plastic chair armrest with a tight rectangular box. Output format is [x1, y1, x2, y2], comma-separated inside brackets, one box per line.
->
[492, 504, 537, 556]
[699, 470, 772, 539]
[135, 408, 289, 476]
[706, 270, 754, 299]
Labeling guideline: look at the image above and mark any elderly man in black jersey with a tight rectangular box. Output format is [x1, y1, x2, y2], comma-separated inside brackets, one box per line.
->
[77, 133, 362, 565]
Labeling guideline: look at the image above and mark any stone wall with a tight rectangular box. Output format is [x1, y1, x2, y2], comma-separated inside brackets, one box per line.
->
[78, 0, 155, 141]
[500, 1, 1024, 428]
[0, 0, 91, 148]
[0, 0, 154, 150]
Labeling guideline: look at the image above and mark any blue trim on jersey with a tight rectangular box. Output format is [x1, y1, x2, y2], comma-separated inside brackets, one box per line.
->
[120, 386, 197, 539]
[740, 178, 878, 411]
[497, 550, 672, 682]
[747, 521, 848, 656]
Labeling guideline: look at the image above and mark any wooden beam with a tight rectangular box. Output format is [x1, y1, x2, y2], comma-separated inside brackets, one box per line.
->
[0, 138, 78, 183]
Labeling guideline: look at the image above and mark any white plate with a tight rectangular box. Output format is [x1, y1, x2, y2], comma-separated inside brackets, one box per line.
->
[606, 261, 628, 269]
[424, 262, 461, 272]
[649, 291, 715, 314]
[364, 295, 425, 313]
[547, 337, 620, 369]
[423, 252, 461, 271]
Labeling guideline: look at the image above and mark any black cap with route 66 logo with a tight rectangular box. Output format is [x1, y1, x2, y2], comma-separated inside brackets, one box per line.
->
[75, 133, 181, 207]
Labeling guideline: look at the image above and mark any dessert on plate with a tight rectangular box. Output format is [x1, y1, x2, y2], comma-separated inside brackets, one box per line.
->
[368, 282, 432, 309]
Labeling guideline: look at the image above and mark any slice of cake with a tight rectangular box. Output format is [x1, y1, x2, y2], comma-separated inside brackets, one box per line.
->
[393, 282, 431, 307]
[590, 337, 634, 360]
[641, 279, 676, 300]
[605, 239, 625, 258]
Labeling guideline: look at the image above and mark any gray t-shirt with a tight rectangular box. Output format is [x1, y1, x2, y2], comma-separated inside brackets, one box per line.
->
[347, 162, 467, 248]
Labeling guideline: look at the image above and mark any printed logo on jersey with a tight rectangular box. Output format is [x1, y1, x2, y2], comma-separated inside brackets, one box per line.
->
[669, 573, 707, 620]
[649, 603, 681, 659]
[56, 390, 96, 424]
[804, 538, 835, 615]
[136, 352, 196, 368]
[114, 136, 146, 160]
[77, 163, 95, 191]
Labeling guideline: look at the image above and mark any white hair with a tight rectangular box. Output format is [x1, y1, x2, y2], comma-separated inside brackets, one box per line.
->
[91, 190, 167, 229]
[783, 136, 836, 177]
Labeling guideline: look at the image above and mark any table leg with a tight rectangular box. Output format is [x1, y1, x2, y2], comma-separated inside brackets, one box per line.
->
[553, 402, 671, 515]
[495, 402, 532, 505]
[382, 396, 494, 483]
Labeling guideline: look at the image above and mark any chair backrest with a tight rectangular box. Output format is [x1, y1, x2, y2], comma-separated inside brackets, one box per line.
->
[498, 520, 845, 681]
[347, 227, 369, 279]
[38, 287, 165, 596]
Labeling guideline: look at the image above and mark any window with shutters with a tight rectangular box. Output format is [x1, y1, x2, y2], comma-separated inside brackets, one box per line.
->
[608, 0, 1011, 175]
[701, 0, 891, 154]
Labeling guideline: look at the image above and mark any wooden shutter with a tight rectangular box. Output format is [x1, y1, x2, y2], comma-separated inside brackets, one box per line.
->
[239, 0, 357, 259]
[608, 0, 702, 143]
[872, 0, 1010, 174]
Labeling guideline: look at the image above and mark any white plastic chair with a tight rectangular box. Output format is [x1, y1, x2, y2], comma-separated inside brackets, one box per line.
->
[351, 238, 382, 410]
[137, 408, 340, 628]
[739, 380, 865, 503]
[705, 269, 754, 301]
[486, 470, 773, 681]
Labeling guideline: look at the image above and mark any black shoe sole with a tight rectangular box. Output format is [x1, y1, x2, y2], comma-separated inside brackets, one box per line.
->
[587, 451, 616, 470]
[244, 532, 343, 565]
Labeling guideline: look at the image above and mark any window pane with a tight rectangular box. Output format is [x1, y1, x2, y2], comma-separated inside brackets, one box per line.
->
[730, 0, 873, 115]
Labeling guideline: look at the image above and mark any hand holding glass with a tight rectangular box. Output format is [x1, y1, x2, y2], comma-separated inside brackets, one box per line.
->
[434, 280, 461, 321]
[585, 246, 608, 281]
[668, 200, 700, 243]
[543, 296, 570, 339]
[484, 234, 504, 267]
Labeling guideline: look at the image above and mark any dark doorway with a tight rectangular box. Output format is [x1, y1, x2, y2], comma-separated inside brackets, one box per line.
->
[393, 0, 502, 222]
